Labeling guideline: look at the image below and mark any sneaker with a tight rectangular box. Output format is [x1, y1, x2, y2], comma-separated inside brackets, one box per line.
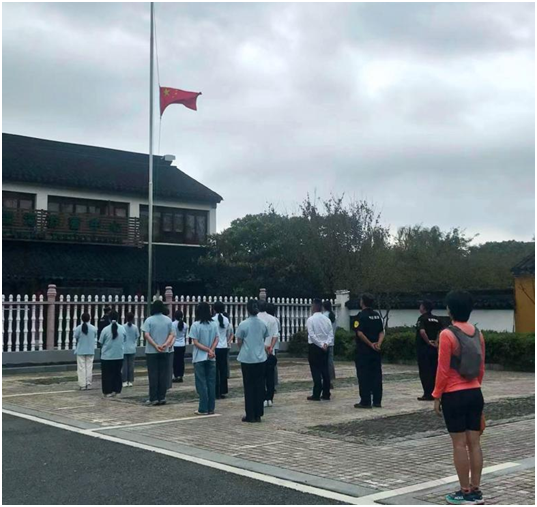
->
[178, 377, 184, 383]
[263, 400, 269, 408]
[373, 404, 382, 408]
[307, 396, 321, 401]
[195, 411, 208, 416]
[467, 490, 484, 505]
[445, 490, 475, 505]
[144, 400, 159, 406]
[122, 382, 128, 387]
[268, 400, 273, 407]
[157, 400, 167, 406]
[417, 395, 434, 401]
[128, 382, 133, 387]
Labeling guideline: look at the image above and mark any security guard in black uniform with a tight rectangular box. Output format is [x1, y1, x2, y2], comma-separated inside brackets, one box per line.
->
[353, 294, 384, 409]
[416, 300, 443, 401]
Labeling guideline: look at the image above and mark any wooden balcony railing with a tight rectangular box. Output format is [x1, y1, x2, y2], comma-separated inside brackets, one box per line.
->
[2, 208, 141, 246]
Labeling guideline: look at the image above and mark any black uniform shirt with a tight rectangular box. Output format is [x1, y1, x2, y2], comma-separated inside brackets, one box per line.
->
[416, 313, 443, 349]
[354, 308, 384, 354]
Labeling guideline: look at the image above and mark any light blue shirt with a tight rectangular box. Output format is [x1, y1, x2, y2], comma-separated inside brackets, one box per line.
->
[73, 323, 97, 356]
[123, 323, 140, 355]
[172, 321, 189, 347]
[236, 316, 268, 364]
[99, 322, 126, 360]
[141, 314, 173, 354]
[190, 321, 218, 363]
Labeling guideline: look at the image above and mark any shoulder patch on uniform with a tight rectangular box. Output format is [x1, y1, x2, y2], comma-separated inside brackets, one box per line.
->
[354, 320, 359, 328]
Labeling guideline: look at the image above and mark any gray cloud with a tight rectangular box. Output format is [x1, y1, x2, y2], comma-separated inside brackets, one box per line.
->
[2, 2, 535, 243]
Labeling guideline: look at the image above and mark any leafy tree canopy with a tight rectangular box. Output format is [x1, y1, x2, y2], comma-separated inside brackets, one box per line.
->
[201, 196, 534, 298]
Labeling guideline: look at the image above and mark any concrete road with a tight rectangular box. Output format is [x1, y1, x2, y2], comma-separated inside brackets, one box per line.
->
[2, 414, 341, 505]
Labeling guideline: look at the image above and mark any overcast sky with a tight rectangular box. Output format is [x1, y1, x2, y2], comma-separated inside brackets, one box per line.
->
[3, 2, 535, 243]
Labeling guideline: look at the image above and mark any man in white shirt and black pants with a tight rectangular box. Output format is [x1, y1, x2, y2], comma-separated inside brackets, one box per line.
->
[258, 300, 280, 407]
[306, 298, 334, 401]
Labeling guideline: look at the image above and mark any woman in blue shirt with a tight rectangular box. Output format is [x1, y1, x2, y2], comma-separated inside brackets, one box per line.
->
[99, 310, 126, 397]
[190, 302, 219, 415]
[236, 299, 269, 423]
[122, 312, 140, 387]
[73, 313, 97, 390]
[172, 310, 189, 383]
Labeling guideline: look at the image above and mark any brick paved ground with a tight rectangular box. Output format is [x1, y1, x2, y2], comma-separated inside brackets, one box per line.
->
[3, 358, 535, 504]
[418, 468, 536, 505]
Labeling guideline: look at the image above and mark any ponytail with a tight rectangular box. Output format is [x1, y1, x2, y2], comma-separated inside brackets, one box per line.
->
[109, 310, 119, 339]
[174, 310, 185, 331]
[214, 301, 225, 327]
[81, 312, 91, 335]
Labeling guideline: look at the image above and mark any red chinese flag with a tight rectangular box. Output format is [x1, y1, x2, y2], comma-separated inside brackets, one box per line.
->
[160, 87, 202, 116]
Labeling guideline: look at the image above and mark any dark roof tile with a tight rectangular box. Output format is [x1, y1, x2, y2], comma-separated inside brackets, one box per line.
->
[2, 133, 222, 204]
[511, 253, 535, 277]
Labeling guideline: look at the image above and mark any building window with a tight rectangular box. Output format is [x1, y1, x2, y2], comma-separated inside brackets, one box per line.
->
[48, 197, 129, 217]
[3, 191, 35, 210]
[140, 205, 208, 245]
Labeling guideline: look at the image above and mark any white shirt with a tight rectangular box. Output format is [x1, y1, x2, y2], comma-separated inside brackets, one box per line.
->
[306, 312, 334, 348]
[258, 312, 280, 351]
[212, 314, 232, 348]
[172, 320, 189, 347]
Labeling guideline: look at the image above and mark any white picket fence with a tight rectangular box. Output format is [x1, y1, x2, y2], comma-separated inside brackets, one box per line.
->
[2, 286, 332, 353]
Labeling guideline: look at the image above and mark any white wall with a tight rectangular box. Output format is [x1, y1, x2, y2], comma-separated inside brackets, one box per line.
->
[3, 181, 217, 235]
[349, 308, 515, 332]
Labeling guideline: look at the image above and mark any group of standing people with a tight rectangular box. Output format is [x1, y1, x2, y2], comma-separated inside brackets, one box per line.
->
[73, 290, 486, 506]
[73, 298, 282, 424]
[73, 309, 139, 395]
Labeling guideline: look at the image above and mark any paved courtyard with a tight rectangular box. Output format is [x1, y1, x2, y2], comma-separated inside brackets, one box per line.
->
[3, 357, 535, 504]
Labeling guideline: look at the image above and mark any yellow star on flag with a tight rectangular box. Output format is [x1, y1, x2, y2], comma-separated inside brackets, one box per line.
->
[163, 88, 170, 96]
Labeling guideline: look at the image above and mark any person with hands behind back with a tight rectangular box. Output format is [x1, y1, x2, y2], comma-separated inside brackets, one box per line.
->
[306, 298, 334, 402]
[142, 300, 174, 407]
[353, 294, 384, 409]
[190, 302, 219, 416]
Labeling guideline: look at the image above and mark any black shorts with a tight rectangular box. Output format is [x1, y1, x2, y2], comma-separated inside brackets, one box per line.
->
[441, 388, 484, 433]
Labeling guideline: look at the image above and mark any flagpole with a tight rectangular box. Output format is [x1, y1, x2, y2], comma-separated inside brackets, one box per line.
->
[147, 1, 155, 313]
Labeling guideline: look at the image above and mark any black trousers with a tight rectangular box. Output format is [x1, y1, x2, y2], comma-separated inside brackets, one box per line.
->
[355, 353, 382, 406]
[146, 353, 169, 402]
[241, 362, 266, 421]
[308, 344, 330, 400]
[264, 354, 278, 401]
[173, 346, 186, 378]
[101, 359, 123, 395]
[215, 348, 229, 398]
[417, 345, 438, 398]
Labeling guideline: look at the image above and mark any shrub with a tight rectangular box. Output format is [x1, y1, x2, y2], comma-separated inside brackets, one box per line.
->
[68, 216, 81, 231]
[47, 214, 60, 229]
[3, 210, 14, 226]
[482, 331, 534, 371]
[287, 327, 535, 371]
[23, 212, 36, 227]
[287, 329, 308, 356]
